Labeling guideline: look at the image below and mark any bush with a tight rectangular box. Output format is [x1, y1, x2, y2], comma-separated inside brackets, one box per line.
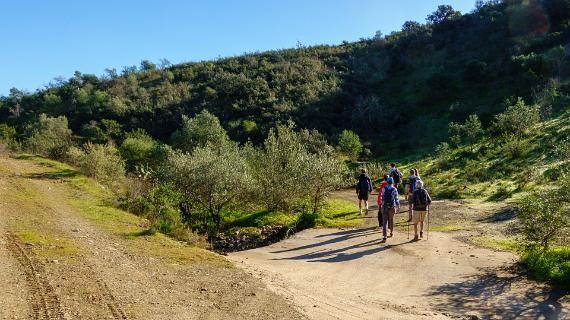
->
[338, 130, 363, 160]
[67, 142, 126, 183]
[522, 247, 570, 286]
[464, 159, 489, 182]
[25, 114, 72, 159]
[501, 135, 533, 159]
[120, 129, 163, 172]
[448, 114, 484, 151]
[170, 110, 229, 153]
[491, 97, 541, 138]
[163, 143, 253, 233]
[518, 182, 570, 250]
[0, 124, 16, 143]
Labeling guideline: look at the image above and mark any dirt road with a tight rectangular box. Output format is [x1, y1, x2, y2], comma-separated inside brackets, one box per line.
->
[230, 206, 569, 319]
[0, 155, 303, 320]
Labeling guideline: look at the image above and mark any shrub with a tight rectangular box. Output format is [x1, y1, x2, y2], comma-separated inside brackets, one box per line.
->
[25, 114, 72, 159]
[522, 247, 570, 286]
[170, 110, 229, 153]
[338, 130, 363, 160]
[501, 135, 533, 159]
[518, 183, 570, 250]
[0, 124, 16, 143]
[120, 129, 159, 171]
[448, 114, 484, 151]
[67, 142, 126, 183]
[491, 97, 541, 139]
[463, 159, 489, 182]
[163, 143, 252, 233]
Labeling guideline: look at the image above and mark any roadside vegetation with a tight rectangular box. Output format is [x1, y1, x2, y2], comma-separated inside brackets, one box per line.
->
[0, 0, 569, 283]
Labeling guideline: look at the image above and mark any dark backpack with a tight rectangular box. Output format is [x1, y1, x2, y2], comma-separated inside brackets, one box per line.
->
[382, 186, 397, 208]
[414, 189, 429, 208]
[357, 175, 371, 191]
[391, 169, 402, 184]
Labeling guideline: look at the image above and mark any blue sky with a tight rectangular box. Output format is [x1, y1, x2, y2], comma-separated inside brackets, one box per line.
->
[0, 1, 476, 95]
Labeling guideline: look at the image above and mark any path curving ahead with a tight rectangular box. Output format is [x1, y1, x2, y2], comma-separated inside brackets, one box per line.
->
[229, 226, 569, 319]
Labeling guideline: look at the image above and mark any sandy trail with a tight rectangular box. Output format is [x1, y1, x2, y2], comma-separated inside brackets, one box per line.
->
[230, 221, 569, 319]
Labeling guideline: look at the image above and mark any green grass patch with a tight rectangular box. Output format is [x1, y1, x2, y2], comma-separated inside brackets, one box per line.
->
[430, 225, 464, 232]
[16, 230, 79, 257]
[470, 236, 521, 252]
[522, 247, 570, 286]
[314, 198, 363, 228]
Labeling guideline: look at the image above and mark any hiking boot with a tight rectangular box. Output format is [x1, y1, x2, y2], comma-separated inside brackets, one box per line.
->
[359, 208, 362, 215]
[365, 208, 369, 215]
[407, 218, 412, 222]
[389, 232, 393, 238]
[420, 231, 423, 238]
[413, 235, 419, 241]
[381, 237, 387, 243]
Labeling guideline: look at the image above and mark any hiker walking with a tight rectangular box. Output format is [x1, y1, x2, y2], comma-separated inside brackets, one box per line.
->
[404, 169, 420, 222]
[376, 175, 389, 228]
[356, 168, 373, 215]
[387, 163, 403, 188]
[411, 180, 432, 241]
[381, 177, 400, 242]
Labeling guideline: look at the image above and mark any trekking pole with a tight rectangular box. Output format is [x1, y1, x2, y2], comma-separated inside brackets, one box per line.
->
[427, 207, 430, 240]
[407, 214, 410, 240]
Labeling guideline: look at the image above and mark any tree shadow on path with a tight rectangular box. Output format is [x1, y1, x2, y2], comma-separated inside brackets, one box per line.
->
[428, 266, 569, 319]
[270, 227, 378, 254]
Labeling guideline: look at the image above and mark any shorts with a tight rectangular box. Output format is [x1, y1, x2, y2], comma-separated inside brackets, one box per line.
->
[358, 190, 369, 201]
[412, 211, 427, 223]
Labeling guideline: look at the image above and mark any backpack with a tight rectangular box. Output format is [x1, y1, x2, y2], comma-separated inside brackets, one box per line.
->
[407, 176, 418, 193]
[382, 186, 397, 208]
[414, 189, 429, 208]
[391, 169, 402, 184]
[357, 174, 371, 191]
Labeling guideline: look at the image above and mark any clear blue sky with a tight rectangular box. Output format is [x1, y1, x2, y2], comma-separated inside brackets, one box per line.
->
[0, 0, 476, 96]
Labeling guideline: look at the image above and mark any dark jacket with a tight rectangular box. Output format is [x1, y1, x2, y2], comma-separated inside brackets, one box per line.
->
[356, 174, 372, 192]
[412, 188, 432, 211]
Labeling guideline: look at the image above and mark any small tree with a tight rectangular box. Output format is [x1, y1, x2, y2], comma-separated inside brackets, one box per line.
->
[518, 180, 570, 250]
[448, 114, 484, 151]
[67, 142, 125, 183]
[163, 144, 252, 233]
[491, 98, 541, 139]
[170, 110, 229, 153]
[338, 130, 363, 160]
[26, 114, 72, 159]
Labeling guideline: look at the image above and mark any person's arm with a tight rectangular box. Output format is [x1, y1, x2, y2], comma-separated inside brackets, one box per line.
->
[395, 189, 400, 209]
[368, 178, 373, 192]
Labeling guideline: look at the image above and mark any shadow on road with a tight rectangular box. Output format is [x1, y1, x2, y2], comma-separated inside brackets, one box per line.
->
[271, 227, 414, 263]
[428, 266, 569, 319]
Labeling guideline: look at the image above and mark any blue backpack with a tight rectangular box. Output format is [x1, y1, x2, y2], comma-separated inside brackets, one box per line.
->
[382, 186, 398, 208]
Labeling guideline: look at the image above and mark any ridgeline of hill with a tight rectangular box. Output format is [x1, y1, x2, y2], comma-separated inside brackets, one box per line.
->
[1, 0, 570, 154]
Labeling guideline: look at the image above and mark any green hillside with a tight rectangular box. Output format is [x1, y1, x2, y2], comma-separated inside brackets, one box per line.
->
[1, 0, 569, 154]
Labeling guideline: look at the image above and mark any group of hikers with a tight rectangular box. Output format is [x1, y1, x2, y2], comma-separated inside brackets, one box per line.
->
[356, 163, 432, 242]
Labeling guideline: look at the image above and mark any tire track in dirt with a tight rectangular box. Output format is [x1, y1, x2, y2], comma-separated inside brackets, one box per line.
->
[92, 271, 129, 319]
[5, 232, 65, 320]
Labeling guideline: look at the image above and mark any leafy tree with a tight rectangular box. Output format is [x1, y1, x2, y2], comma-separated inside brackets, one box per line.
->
[26, 114, 72, 158]
[518, 178, 570, 250]
[448, 114, 484, 151]
[171, 110, 229, 153]
[491, 98, 541, 139]
[67, 142, 125, 183]
[120, 129, 159, 171]
[338, 130, 363, 160]
[0, 124, 16, 143]
[426, 5, 460, 24]
[163, 143, 252, 232]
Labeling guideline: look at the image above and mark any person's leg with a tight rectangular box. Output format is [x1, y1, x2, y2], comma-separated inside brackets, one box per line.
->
[382, 208, 388, 240]
[358, 197, 362, 214]
[419, 211, 426, 237]
[388, 208, 395, 236]
[407, 201, 413, 222]
[365, 200, 369, 214]
[377, 209, 383, 229]
[413, 223, 419, 240]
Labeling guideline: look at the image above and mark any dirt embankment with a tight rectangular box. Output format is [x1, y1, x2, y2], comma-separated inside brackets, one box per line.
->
[0, 155, 304, 320]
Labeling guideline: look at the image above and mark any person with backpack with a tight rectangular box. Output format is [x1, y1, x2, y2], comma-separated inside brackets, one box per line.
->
[381, 177, 400, 242]
[387, 163, 403, 188]
[356, 168, 373, 215]
[404, 169, 420, 222]
[376, 175, 389, 228]
[411, 180, 432, 241]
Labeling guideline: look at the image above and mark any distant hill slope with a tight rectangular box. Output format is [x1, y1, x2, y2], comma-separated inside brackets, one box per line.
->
[1, 0, 570, 154]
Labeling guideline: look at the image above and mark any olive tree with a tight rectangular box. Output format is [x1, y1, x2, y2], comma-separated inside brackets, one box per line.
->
[163, 143, 252, 233]
[518, 178, 570, 250]
[170, 110, 229, 153]
[26, 114, 72, 159]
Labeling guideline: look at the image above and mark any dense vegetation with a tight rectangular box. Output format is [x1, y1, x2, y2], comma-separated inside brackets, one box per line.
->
[1, 0, 570, 280]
